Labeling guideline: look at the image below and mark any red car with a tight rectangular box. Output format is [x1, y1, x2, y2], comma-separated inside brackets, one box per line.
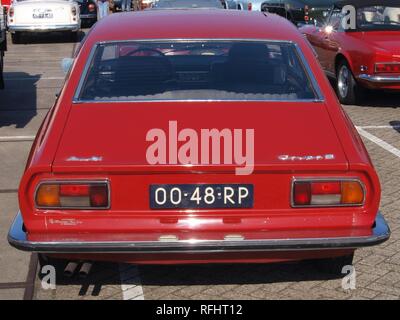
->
[300, 0, 400, 104]
[8, 9, 389, 272]
[1, 0, 11, 12]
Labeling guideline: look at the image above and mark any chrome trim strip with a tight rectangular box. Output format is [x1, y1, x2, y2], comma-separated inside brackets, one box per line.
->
[8, 211, 390, 253]
[358, 74, 400, 83]
[8, 24, 79, 32]
[80, 14, 97, 19]
[290, 177, 366, 208]
[34, 179, 111, 210]
[73, 38, 324, 103]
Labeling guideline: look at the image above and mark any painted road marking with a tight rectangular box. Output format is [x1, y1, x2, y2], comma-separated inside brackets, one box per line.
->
[0, 135, 36, 142]
[119, 264, 144, 300]
[358, 125, 400, 129]
[357, 127, 400, 159]
[4, 77, 64, 81]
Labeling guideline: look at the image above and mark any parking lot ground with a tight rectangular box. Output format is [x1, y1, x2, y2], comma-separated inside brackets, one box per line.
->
[0, 31, 399, 300]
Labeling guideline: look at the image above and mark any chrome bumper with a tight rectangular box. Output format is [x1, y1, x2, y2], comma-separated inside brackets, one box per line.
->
[358, 74, 400, 83]
[8, 24, 79, 32]
[8, 212, 390, 254]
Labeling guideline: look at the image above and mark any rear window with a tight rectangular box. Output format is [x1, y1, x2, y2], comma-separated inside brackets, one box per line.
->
[75, 40, 321, 102]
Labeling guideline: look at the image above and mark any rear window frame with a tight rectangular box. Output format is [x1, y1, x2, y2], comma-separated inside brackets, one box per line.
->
[73, 38, 324, 103]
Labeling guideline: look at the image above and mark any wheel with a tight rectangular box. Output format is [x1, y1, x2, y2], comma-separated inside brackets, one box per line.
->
[336, 60, 360, 105]
[11, 32, 21, 44]
[315, 253, 354, 275]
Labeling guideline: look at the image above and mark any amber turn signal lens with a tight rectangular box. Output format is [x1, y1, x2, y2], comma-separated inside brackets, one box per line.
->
[341, 181, 364, 204]
[36, 184, 60, 207]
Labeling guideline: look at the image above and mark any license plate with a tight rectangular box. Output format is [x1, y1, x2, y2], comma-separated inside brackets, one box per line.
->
[33, 9, 53, 19]
[150, 184, 254, 209]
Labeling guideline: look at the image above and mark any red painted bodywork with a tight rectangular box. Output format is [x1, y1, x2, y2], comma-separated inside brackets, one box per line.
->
[19, 10, 381, 264]
[1, 0, 11, 12]
[300, 25, 400, 90]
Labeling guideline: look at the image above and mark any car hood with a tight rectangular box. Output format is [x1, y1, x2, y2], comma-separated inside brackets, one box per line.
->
[52, 101, 349, 173]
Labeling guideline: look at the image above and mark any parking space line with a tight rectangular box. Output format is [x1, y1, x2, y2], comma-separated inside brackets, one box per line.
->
[357, 127, 400, 158]
[358, 125, 400, 130]
[4, 77, 64, 81]
[118, 264, 144, 300]
[0, 135, 35, 142]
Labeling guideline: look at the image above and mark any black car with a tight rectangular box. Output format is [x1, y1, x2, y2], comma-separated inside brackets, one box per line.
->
[77, 0, 97, 27]
[260, 0, 335, 25]
[151, 0, 225, 9]
[0, 4, 6, 89]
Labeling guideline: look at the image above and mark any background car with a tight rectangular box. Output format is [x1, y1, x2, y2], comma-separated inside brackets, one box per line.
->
[151, 0, 225, 9]
[300, 0, 400, 104]
[0, 0, 11, 13]
[77, 0, 96, 27]
[229, 0, 335, 25]
[8, 0, 80, 44]
[8, 10, 390, 271]
[0, 0, 6, 89]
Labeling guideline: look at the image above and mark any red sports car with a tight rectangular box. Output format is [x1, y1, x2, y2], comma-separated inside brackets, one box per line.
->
[300, 0, 400, 104]
[8, 9, 390, 271]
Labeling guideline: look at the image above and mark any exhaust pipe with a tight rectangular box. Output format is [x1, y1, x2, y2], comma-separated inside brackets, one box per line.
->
[64, 261, 79, 277]
[78, 262, 93, 279]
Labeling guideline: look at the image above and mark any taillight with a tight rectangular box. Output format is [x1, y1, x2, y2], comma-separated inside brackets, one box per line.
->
[304, 5, 309, 22]
[9, 7, 14, 18]
[88, 3, 96, 12]
[71, 7, 77, 16]
[375, 63, 400, 74]
[248, 3, 252, 10]
[35, 181, 109, 209]
[292, 179, 364, 207]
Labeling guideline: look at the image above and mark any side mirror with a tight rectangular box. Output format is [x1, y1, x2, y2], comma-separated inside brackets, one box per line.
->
[61, 57, 74, 74]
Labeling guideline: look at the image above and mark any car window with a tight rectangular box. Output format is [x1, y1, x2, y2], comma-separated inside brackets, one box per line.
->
[357, 6, 400, 30]
[328, 8, 345, 31]
[76, 40, 321, 102]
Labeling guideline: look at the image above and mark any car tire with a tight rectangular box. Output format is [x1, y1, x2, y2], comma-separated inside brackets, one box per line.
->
[315, 253, 354, 275]
[336, 60, 359, 105]
[11, 32, 21, 44]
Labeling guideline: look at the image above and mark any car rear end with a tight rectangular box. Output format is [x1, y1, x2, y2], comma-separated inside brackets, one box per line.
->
[8, 0, 80, 33]
[357, 41, 400, 91]
[8, 26, 390, 264]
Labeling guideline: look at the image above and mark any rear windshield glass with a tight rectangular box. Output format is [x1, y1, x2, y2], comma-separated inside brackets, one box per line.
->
[76, 40, 320, 102]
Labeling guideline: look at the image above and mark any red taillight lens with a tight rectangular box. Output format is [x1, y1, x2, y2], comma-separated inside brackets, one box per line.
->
[293, 182, 311, 205]
[89, 185, 109, 207]
[9, 7, 14, 18]
[292, 180, 364, 207]
[36, 182, 109, 209]
[375, 63, 400, 74]
[248, 3, 252, 10]
[311, 182, 341, 195]
[88, 3, 96, 12]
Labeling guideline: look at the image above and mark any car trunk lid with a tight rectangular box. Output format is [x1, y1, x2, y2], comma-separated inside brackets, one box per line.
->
[52, 101, 349, 173]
